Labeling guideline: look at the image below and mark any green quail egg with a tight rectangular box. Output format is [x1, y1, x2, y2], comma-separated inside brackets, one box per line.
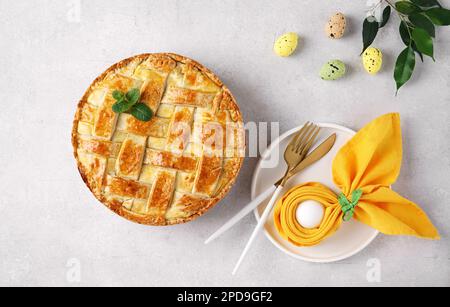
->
[320, 60, 346, 80]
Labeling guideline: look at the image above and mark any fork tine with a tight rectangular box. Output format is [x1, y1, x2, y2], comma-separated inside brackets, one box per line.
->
[297, 126, 320, 155]
[288, 122, 310, 150]
[295, 124, 317, 153]
[298, 126, 320, 152]
[299, 127, 321, 157]
[291, 122, 314, 151]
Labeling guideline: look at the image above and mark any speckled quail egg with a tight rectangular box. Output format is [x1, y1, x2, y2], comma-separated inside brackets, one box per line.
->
[325, 12, 347, 39]
[362, 47, 383, 75]
[320, 60, 346, 80]
[273, 32, 299, 57]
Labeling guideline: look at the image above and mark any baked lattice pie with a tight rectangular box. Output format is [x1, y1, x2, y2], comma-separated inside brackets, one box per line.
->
[72, 53, 245, 225]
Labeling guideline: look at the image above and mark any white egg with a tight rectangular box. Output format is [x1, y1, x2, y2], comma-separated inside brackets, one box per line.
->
[296, 200, 325, 229]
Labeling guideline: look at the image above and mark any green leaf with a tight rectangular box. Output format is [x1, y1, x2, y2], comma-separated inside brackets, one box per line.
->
[129, 103, 153, 122]
[112, 98, 136, 113]
[394, 46, 416, 93]
[361, 17, 379, 54]
[112, 90, 125, 101]
[414, 43, 425, 62]
[425, 8, 450, 25]
[399, 22, 424, 61]
[399, 21, 411, 45]
[125, 88, 141, 105]
[396, 1, 420, 14]
[409, 13, 435, 37]
[411, 0, 441, 8]
[411, 27, 434, 59]
[379, 6, 391, 28]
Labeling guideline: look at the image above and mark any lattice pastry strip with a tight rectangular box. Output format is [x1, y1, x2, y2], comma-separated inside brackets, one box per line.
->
[167, 62, 221, 92]
[116, 114, 169, 138]
[115, 134, 147, 180]
[166, 192, 212, 220]
[193, 149, 223, 197]
[165, 106, 195, 155]
[105, 175, 150, 200]
[144, 149, 198, 172]
[146, 169, 177, 223]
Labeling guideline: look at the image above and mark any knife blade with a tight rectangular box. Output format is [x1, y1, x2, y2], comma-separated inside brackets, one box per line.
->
[275, 133, 337, 186]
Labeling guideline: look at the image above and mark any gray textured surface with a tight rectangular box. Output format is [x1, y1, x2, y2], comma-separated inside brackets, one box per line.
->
[0, 0, 449, 287]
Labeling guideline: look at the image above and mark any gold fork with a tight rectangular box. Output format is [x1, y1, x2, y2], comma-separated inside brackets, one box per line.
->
[280, 123, 321, 186]
[232, 123, 321, 275]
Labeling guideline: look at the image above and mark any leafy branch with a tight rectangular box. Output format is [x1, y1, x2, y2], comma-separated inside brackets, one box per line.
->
[362, 0, 450, 93]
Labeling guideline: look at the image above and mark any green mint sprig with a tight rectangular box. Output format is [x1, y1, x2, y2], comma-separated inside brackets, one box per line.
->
[362, 0, 450, 93]
[111, 88, 153, 122]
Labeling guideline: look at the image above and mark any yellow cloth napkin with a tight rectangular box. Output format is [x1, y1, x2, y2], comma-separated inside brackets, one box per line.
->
[274, 113, 440, 247]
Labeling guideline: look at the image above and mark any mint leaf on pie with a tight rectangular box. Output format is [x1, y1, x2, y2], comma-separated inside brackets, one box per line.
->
[112, 90, 125, 101]
[111, 88, 151, 122]
[112, 98, 135, 113]
[125, 88, 141, 105]
[129, 103, 153, 122]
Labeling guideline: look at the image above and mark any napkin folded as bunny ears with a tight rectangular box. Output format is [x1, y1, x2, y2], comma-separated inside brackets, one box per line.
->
[274, 113, 440, 247]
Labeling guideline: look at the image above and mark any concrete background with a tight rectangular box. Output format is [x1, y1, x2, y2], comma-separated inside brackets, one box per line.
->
[0, 0, 449, 287]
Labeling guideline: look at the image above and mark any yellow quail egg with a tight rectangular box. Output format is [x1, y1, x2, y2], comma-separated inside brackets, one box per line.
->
[362, 47, 383, 75]
[273, 32, 299, 57]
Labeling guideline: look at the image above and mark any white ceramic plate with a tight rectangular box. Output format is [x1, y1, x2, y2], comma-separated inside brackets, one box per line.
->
[251, 123, 378, 263]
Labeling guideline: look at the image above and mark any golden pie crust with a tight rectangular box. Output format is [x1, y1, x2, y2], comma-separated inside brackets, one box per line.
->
[72, 53, 245, 225]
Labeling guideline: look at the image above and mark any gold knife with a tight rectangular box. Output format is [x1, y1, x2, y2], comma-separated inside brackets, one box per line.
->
[205, 133, 337, 245]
